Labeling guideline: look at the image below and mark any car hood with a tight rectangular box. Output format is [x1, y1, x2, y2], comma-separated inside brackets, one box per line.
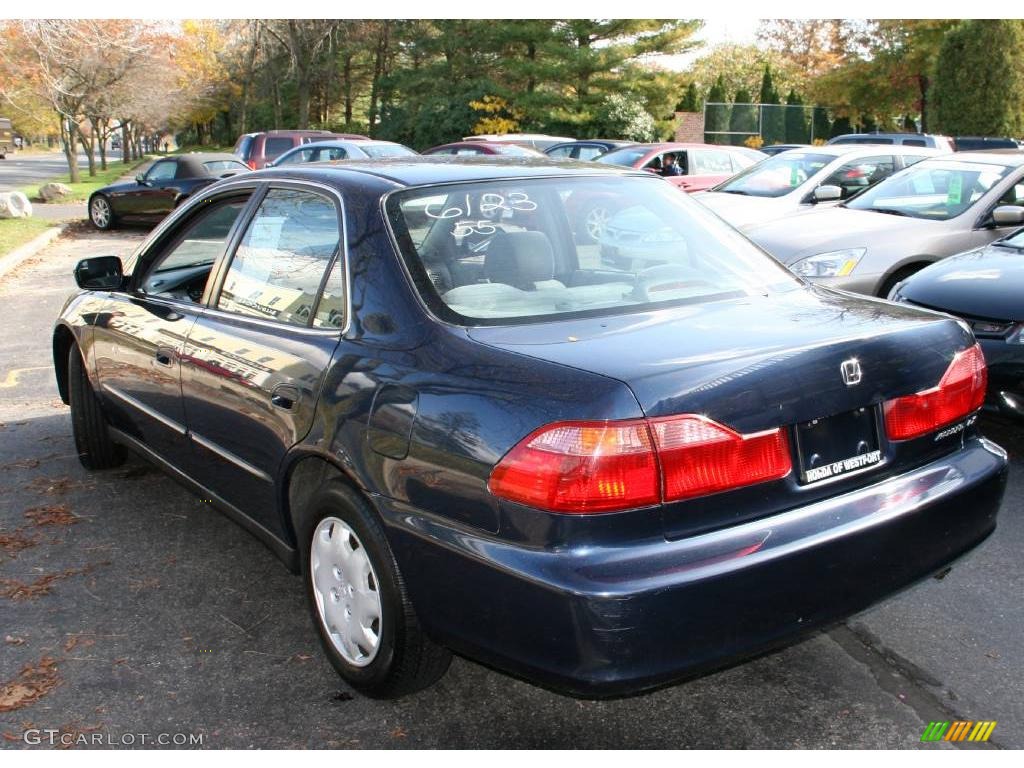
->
[468, 286, 970, 435]
[745, 207, 943, 264]
[899, 244, 1024, 322]
[695, 192, 795, 229]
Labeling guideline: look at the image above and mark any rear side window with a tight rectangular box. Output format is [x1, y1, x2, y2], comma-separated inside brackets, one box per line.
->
[691, 150, 735, 174]
[547, 146, 572, 159]
[577, 145, 605, 161]
[217, 189, 341, 326]
[233, 135, 254, 160]
[264, 137, 294, 159]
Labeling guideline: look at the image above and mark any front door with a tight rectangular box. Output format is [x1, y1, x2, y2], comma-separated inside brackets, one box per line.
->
[92, 194, 253, 465]
[134, 159, 181, 216]
[180, 185, 345, 538]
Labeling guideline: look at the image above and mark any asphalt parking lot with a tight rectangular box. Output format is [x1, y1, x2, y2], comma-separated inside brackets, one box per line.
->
[1, 229, 1021, 749]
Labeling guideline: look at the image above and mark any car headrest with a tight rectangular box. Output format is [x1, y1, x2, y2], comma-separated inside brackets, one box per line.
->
[484, 231, 554, 290]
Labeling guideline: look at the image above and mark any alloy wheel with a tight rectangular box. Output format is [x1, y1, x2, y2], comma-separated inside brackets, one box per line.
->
[90, 197, 111, 228]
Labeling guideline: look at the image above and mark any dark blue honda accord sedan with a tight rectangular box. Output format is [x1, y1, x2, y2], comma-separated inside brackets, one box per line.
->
[53, 158, 1008, 698]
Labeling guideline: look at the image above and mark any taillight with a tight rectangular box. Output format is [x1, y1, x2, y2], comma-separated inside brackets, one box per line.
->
[883, 344, 987, 441]
[487, 420, 660, 514]
[489, 415, 792, 514]
[247, 160, 257, 170]
[651, 416, 792, 501]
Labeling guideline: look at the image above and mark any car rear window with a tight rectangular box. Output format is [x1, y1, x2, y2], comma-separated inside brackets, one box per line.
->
[264, 137, 294, 159]
[233, 135, 254, 161]
[385, 176, 800, 326]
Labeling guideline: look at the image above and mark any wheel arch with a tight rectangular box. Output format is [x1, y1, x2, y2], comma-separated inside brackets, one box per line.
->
[52, 323, 76, 404]
[878, 257, 937, 297]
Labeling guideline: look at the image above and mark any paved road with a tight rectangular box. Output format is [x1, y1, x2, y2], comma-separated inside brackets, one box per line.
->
[0, 231, 1019, 749]
[0, 153, 91, 192]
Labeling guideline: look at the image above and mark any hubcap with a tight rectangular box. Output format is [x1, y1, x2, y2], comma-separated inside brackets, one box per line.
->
[584, 206, 609, 239]
[310, 517, 382, 667]
[91, 198, 110, 227]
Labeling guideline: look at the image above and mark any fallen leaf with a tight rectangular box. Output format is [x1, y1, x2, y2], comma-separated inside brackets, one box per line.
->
[0, 529, 39, 555]
[4, 635, 26, 646]
[390, 726, 407, 739]
[63, 636, 95, 653]
[0, 657, 61, 712]
[24, 504, 78, 527]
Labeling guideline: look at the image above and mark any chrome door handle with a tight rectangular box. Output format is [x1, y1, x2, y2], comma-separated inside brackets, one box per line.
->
[154, 346, 175, 367]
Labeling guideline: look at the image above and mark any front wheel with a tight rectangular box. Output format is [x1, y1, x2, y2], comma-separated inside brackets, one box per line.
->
[299, 480, 451, 698]
[68, 345, 123, 470]
[89, 194, 116, 230]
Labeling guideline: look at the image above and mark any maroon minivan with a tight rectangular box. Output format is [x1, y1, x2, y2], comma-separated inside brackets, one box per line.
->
[233, 130, 369, 170]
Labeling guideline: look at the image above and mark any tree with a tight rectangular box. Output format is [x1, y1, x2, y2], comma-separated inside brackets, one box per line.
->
[759, 65, 785, 145]
[728, 88, 756, 145]
[757, 20, 869, 77]
[676, 82, 700, 112]
[262, 20, 339, 128]
[704, 74, 729, 144]
[932, 20, 1024, 137]
[593, 93, 656, 142]
[812, 106, 831, 143]
[684, 43, 807, 103]
[785, 89, 809, 144]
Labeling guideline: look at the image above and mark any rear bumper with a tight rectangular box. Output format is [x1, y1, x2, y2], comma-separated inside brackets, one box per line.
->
[379, 438, 1007, 697]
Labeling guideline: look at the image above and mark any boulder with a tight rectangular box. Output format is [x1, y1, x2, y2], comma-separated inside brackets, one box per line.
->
[0, 191, 32, 219]
[38, 182, 72, 202]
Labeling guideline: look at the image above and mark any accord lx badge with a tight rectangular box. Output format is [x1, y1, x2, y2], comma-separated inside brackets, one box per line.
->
[840, 359, 862, 386]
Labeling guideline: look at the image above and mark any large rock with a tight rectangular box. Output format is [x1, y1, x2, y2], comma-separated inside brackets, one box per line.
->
[38, 182, 72, 202]
[0, 191, 32, 219]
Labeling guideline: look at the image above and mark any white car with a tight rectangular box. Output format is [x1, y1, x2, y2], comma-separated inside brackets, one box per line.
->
[695, 144, 941, 231]
[268, 139, 417, 166]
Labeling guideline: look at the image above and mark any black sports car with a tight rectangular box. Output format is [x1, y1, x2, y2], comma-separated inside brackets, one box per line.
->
[891, 230, 1024, 422]
[88, 153, 249, 230]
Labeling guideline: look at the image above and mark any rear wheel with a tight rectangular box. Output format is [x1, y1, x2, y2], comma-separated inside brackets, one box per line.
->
[68, 346, 123, 470]
[89, 194, 115, 230]
[299, 479, 451, 698]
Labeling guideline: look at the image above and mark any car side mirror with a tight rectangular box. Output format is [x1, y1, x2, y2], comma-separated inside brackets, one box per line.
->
[74, 256, 124, 291]
[264, 160, 275, 168]
[991, 205, 1024, 226]
[813, 185, 843, 202]
[135, 174, 148, 185]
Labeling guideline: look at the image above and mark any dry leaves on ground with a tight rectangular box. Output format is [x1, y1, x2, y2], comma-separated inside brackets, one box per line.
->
[0, 529, 39, 555]
[0, 562, 105, 601]
[0, 656, 62, 713]
[24, 504, 78, 527]
[24, 476, 95, 496]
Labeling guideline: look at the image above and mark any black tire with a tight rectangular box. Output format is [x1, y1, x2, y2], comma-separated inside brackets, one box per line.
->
[298, 479, 451, 698]
[878, 264, 925, 299]
[68, 345, 124, 470]
[88, 193, 116, 230]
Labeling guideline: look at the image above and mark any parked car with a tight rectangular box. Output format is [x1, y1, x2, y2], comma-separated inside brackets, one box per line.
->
[56, 157, 1006, 698]
[889, 231, 1024, 422]
[594, 142, 765, 192]
[544, 140, 635, 160]
[462, 133, 574, 150]
[696, 145, 941, 231]
[268, 139, 417, 167]
[87, 153, 249, 230]
[0, 116, 13, 158]
[422, 141, 545, 157]
[953, 136, 1021, 152]
[744, 153, 1024, 297]
[233, 130, 370, 170]
[759, 143, 811, 156]
[827, 132, 955, 152]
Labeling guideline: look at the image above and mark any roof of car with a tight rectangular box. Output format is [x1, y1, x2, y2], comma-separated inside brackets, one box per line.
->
[256, 156, 643, 188]
[776, 144, 941, 158]
[922, 151, 1024, 166]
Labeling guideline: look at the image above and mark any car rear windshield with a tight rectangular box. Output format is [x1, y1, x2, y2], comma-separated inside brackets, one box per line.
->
[594, 146, 650, 167]
[845, 160, 1011, 220]
[203, 160, 248, 175]
[361, 143, 417, 158]
[712, 152, 833, 197]
[385, 176, 801, 325]
[233, 135, 253, 160]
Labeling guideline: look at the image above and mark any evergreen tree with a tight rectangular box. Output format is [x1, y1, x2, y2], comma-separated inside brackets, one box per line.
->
[676, 81, 701, 112]
[758, 64, 785, 144]
[812, 106, 830, 143]
[704, 74, 730, 143]
[830, 115, 853, 138]
[784, 89, 809, 144]
[932, 20, 1024, 136]
[729, 87, 757, 145]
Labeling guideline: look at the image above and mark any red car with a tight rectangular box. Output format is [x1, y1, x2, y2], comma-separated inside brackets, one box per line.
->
[233, 130, 370, 170]
[595, 142, 764, 193]
[422, 141, 545, 158]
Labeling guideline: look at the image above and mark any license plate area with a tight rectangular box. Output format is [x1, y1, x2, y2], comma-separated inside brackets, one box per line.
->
[795, 406, 882, 485]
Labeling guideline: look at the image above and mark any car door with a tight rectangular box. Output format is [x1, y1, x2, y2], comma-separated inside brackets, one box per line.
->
[180, 184, 344, 538]
[91, 189, 255, 466]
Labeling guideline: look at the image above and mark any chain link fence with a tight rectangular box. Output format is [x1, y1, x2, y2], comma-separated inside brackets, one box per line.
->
[702, 102, 828, 148]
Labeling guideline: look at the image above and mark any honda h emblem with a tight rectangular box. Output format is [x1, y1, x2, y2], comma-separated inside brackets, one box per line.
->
[841, 358, 862, 386]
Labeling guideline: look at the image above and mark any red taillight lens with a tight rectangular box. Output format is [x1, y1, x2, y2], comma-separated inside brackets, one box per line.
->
[883, 344, 987, 441]
[651, 416, 792, 501]
[248, 160, 258, 170]
[487, 420, 660, 513]
[489, 415, 792, 514]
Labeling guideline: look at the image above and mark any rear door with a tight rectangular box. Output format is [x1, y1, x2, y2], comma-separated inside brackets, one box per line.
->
[180, 183, 345, 537]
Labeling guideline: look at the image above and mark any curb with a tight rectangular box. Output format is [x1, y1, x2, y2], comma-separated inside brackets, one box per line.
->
[0, 223, 67, 281]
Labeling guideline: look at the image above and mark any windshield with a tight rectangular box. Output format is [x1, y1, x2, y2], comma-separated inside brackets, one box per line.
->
[362, 143, 417, 158]
[845, 160, 1011, 220]
[385, 176, 800, 325]
[594, 146, 649, 167]
[713, 152, 833, 198]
